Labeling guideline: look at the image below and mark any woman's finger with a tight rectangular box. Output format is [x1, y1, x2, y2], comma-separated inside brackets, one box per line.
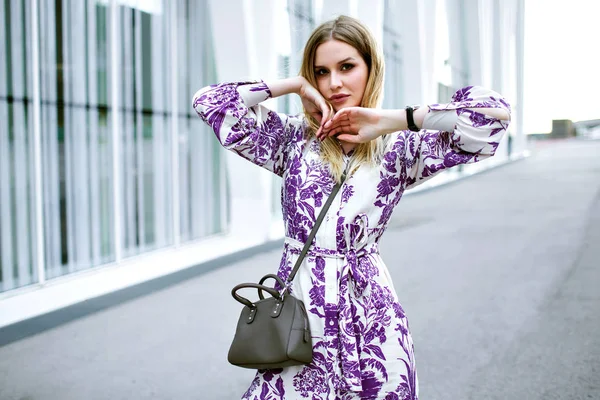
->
[314, 111, 323, 125]
[320, 101, 331, 124]
[310, 102, 325, 140]
[316, 125, 323, 138]
[324, 113, 351, 132]
[332, 107, 359, 122]
[325, 123, 355, 138]
[324, 118, 348, 131]
[335, 133, 360, 143]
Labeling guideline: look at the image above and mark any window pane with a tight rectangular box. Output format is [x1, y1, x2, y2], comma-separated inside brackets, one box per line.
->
[118, 2, 173, 256]
[1, 0, 230, 293]
[178, 0, 227, 242]
[39, 0, 115, 279]
[383, 0, 404, 109]
[287, 0, 314, 78]
[0, 0, 37, 292]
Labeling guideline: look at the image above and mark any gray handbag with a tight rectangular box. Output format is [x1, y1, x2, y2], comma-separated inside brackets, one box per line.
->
[228, 170, 348, 369]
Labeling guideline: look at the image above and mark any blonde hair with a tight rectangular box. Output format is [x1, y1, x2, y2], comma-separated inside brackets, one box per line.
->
[299, 15, 385, 183]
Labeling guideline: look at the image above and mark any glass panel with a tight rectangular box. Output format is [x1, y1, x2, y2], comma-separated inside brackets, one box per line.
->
[383, 0, 404, 109]
[1, 0, 230, 292]
[38, 0, 114, 279]
[118, 1, 173, 256]
[287, 0, 314, 79]
[177, 0, 227, 242]
[0, 0, 37, 293]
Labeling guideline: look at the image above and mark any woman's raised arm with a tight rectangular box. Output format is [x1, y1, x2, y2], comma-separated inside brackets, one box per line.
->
[193, 80, 304, 176]
[390, 85, 512, 190]
[193, 77, 333, 176]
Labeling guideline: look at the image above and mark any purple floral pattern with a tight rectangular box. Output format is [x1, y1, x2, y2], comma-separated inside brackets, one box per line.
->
[193, 81, 510, 399]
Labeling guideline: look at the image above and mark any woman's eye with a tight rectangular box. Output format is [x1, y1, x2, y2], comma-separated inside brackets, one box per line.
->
[315, 69, 328, 76]
[341, 63, 354, 71]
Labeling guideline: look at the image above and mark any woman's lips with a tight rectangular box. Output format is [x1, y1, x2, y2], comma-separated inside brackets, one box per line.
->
[330, 94, 350, 104]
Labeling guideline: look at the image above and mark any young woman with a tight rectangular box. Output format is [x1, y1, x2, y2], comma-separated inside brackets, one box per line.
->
[193, 15, 510, 400]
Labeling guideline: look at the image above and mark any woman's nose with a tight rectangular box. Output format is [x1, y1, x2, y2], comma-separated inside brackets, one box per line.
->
[329, 72, 342, 90]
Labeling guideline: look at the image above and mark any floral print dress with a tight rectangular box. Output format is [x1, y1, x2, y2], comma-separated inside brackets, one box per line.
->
[193, 81, 510, 400]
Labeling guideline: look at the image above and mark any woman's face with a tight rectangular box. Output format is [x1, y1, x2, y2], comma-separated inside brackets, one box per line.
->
[313, 39, 369, 112]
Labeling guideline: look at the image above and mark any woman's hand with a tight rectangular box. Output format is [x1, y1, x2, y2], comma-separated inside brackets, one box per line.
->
[266, 77, 332, 136]
[320, 107, 388, 143]
[298, 81, 332, 137]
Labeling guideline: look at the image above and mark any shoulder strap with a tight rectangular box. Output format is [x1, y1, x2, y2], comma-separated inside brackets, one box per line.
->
[285, 169, 348, 284]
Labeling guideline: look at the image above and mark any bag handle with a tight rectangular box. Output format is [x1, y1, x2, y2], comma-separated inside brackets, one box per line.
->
[285, 168, 348, 285]
[258, 274, 286, 299]
[231, 282, 282, 308]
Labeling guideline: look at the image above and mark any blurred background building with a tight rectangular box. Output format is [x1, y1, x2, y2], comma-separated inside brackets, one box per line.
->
[0, 0, 525, 327]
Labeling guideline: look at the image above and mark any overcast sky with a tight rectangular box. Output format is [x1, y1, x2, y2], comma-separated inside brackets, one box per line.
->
[524, 0, 600, 133]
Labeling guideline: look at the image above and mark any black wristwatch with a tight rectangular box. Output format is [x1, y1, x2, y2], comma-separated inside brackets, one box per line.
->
[405, 105, 420, 132]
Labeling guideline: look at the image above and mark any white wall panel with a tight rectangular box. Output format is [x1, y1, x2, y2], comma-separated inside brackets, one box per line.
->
[319, 0, 350, 22]
[397, 0, 427, 104]
[356, 0, 384, 44]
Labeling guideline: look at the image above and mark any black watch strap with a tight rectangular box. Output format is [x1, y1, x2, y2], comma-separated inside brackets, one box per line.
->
[405, 106, 420, 132]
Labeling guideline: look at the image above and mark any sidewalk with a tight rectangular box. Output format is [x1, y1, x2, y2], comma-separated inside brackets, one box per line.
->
[0, 138, 599, 400]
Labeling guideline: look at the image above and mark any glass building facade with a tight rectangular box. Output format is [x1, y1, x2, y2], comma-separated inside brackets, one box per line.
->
[0, 0, 525, 322]
[0, 0, 226, 293]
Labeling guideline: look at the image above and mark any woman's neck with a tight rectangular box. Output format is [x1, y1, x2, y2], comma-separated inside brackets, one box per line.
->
[340, 141, 357, 156]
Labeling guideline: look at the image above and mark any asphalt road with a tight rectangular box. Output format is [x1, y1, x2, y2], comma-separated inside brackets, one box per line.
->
[0, 138, 599, 400]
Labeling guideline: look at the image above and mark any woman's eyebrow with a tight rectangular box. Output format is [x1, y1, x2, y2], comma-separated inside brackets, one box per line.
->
[314, 57, 356, 69]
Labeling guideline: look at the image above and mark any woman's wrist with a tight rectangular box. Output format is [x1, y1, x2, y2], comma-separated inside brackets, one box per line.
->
[379, 107, 428, 133]
[377, 109, 408, 134]
[412, 106, 428, 129]
[265, 77, 306, 98]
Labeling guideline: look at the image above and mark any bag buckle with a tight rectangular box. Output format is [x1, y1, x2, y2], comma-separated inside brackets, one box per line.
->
[271, 300, 283, 318]
[246, 305, 257, 323]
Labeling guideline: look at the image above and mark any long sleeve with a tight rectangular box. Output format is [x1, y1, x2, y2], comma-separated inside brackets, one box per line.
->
[192, 80, 304, 177]
[390, 85, 511, 190]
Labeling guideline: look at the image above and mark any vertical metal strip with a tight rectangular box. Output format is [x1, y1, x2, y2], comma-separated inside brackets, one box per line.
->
[492, 0, 502, 91]
[200, 2, 211, 237]
[32, 0, 46, 285]
[151, 5, 165, 247]
[134, 8, 145, 251]
[110, 0, 122, 262]
[178, 0, 189, 241]
[47, 0, 61, 277]
[123, 6, 134, 255]
[170, 0, 180, 246]
[74, 0, 92, 269]
[12, 0, 32, 286]
[0, 0, 14, 291]
[87, 0, 101, 266]
[191, 0, 202, 238]
[458, 0, 470, 86]
[39, 0, 59, 278]
[515, 0, 525, 151]
[62, 0, 75, 272]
